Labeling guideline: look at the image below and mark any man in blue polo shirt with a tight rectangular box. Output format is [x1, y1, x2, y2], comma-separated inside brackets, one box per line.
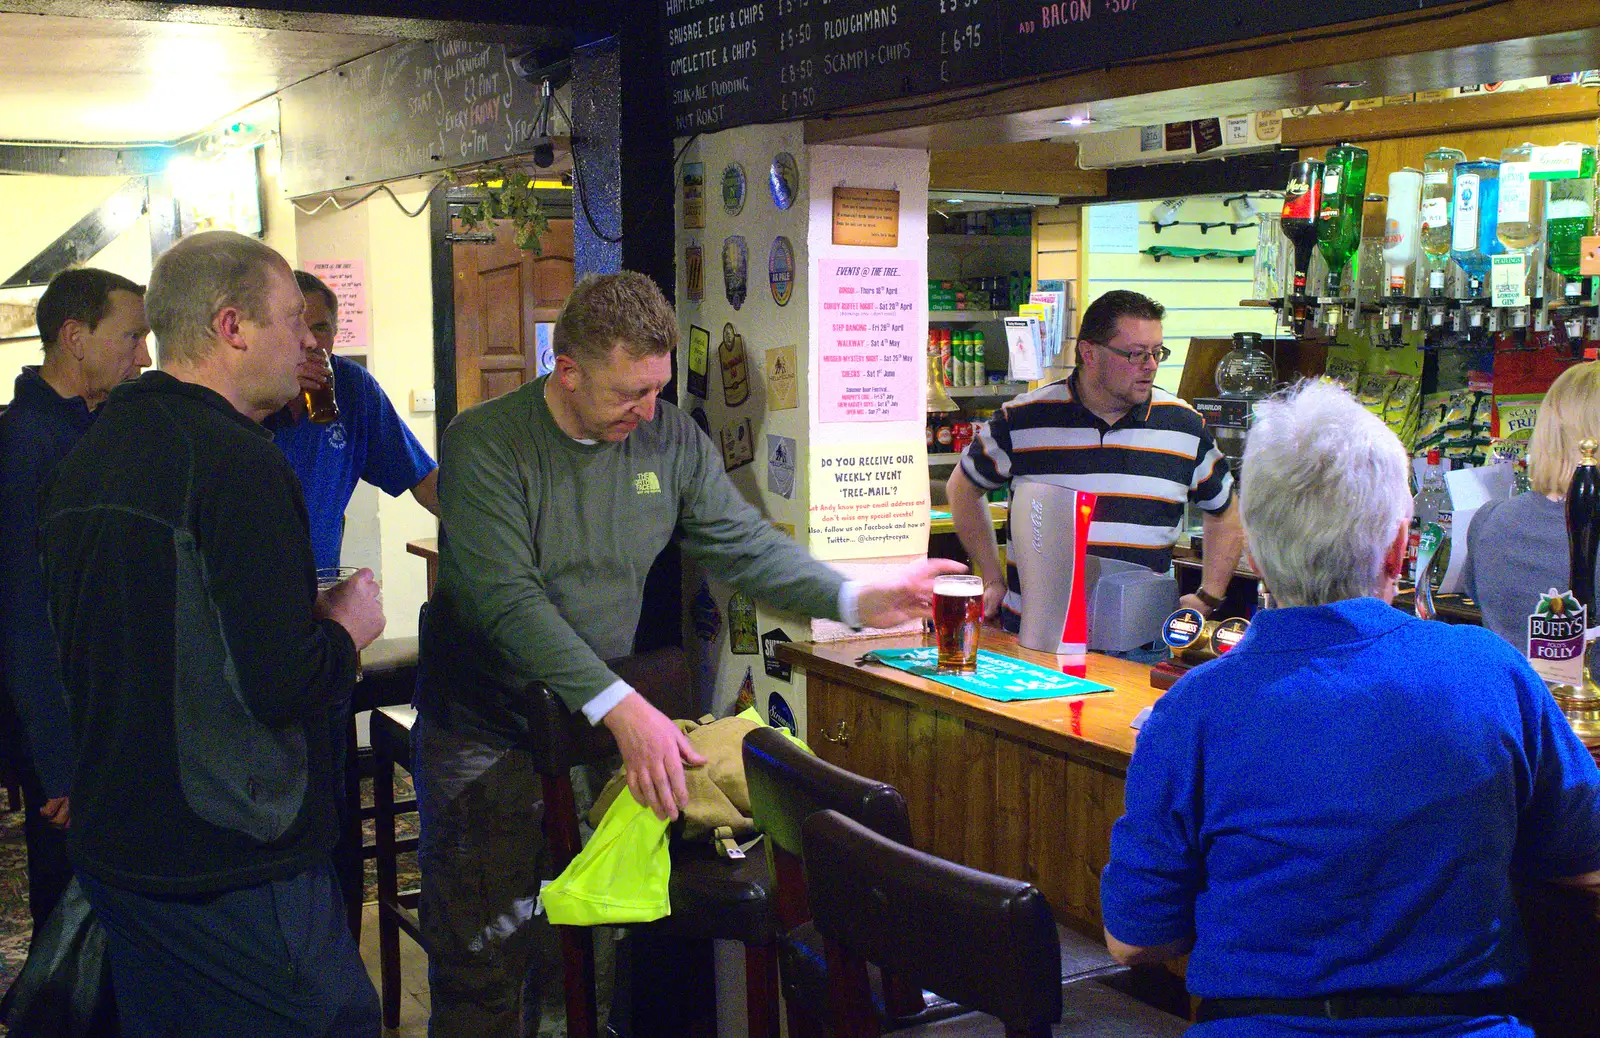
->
[267, 270, 438, 571]
[1101, 379, 1600, 1036]
[948, 289, 1245, 631]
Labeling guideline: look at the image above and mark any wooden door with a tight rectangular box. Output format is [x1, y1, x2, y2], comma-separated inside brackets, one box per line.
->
[452, 217, 574, 410]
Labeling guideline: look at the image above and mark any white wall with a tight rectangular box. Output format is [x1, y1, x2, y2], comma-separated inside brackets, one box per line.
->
[674, 122, 812, 718]
[1081, 197, 1277, 393]
[0, 175, 153, 401]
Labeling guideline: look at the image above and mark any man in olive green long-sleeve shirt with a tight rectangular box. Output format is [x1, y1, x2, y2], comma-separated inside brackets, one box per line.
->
[414, 271, 960, 1036]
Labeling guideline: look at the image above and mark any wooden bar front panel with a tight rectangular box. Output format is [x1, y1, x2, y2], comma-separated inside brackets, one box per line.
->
[807, 672, 1124, 935]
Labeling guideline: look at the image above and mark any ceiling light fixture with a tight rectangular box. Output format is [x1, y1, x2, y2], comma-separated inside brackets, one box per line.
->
[1055, 114, 1095, 127]
[1323, 79, 1368, 89]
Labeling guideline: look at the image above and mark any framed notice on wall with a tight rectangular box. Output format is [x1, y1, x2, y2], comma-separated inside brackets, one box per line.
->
[831, 187, 900, 248]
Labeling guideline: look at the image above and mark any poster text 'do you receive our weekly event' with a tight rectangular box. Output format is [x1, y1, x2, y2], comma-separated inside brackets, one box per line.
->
[816, 256, 922, 423]
[808, 444, 929, 561]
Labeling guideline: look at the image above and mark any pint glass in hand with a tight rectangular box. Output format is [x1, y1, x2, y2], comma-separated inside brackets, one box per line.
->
[933, 574, 983, 675]
[303, 349, 339, 424]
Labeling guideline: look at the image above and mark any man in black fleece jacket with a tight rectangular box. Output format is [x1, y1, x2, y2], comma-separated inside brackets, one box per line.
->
[39, 230, 387, 1037]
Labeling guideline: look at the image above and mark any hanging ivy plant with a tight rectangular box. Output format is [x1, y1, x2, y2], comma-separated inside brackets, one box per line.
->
[450, 163, 549, 253]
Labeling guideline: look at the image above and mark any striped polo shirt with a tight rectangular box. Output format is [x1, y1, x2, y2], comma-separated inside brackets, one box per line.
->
[961, 374, 1233, 626]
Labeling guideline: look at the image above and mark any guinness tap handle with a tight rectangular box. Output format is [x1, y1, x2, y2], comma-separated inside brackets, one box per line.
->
[1568, 439, 1600, 618]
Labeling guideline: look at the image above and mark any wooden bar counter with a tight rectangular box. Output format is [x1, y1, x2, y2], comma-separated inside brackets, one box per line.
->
[776, 628, 1600, 1035]
[775, 627, 1155, 938]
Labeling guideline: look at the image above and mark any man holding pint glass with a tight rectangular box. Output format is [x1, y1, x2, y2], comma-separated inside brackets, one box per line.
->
[415, 271, 967, 1034]
[267, 269, 439, 572]
[39, 231, 386, 1035]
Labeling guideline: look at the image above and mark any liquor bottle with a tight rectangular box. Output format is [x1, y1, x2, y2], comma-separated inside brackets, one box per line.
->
[1451, 158, 1504, 297]
[1317, 144, 1368, 296]
[1420, 146, 1466, 297]
[1497, 142, 1547, 253]
[1280, 159, 1324, 296]
[1383, 168, 1423, 297]
[1410, 449, 1449, 584]
[1555, 438, 1600, 736]
[1547, 144, 1597, 303]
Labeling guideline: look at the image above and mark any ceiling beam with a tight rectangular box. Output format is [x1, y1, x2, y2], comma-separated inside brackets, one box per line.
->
[0, 143, 173, 176]
[1282, 84, 1600, 148]
[0, 0, 599, 42]
[804, 0, 1600, 149]
[929, 142, 1106, 199]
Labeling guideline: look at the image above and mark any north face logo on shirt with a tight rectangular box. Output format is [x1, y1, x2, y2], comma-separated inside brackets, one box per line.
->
[633, 472, 661, 494]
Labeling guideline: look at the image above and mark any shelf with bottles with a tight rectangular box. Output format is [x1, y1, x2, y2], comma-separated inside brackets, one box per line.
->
[1262, 138, 1600, 348]
[947, 382, 1030, 398]
[930, 309, 1013, 322]
[928, 233, 1031, 248]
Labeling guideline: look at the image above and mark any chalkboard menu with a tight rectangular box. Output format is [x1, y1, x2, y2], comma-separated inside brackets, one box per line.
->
[665, 0, 1454, 136]
[280, 40, 546, 197]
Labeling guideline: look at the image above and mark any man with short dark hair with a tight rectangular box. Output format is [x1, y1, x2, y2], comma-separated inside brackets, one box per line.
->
[416, 270, 963, 1035]
[0, 267, 149, 930]
[39, 231, 386, 1036]
[268, 269, 438, 572]
[947, 288, 1245, 631]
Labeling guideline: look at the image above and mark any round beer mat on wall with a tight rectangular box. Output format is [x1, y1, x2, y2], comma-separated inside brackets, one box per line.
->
[768, 236, 794, 306]
[722, 163, 747, 216]
[769, 152, 798, 210]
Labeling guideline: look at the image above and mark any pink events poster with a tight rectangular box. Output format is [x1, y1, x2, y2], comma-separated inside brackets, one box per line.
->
[307, 259, 370, 354]
[816, 255, 922, 423]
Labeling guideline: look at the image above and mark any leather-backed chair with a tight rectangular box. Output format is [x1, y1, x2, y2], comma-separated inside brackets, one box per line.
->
[528, 647, 780, 1038]
[743, 727, 1128, 1036]
[802, 809, 1190, 1038]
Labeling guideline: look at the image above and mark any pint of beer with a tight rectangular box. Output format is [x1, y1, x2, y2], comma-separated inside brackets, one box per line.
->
[303, 348, 339, 424]
[933, 574, 983, 674]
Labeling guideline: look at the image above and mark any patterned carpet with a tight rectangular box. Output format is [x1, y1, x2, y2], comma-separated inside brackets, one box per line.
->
[0, 800, 29, 1002]
[0, 771, 420, 1033]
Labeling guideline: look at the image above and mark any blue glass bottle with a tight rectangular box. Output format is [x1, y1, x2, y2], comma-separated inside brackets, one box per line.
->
[1450, 158, 1504, 296]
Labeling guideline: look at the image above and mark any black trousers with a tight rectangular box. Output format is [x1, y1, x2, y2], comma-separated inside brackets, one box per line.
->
[80, 862, 379, 1037]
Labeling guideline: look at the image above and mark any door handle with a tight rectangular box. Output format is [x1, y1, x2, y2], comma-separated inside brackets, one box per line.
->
[818, 720, 851, 746]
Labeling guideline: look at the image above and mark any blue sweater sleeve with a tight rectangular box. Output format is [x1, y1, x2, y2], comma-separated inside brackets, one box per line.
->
[1100, 687, 1203, 947]
[0, 422, 77, 797]
[1512, 655, 1600, 880]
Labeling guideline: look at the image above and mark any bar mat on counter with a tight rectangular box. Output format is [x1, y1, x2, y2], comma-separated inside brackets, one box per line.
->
[857, 647, 1112, 702]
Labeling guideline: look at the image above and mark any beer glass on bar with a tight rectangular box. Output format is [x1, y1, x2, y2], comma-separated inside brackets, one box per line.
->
[303, 349, 339, 424]
[933, 574, 983, 674]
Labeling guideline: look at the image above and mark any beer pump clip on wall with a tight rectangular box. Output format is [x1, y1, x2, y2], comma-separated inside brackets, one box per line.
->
[1011, 482, 1097, 661]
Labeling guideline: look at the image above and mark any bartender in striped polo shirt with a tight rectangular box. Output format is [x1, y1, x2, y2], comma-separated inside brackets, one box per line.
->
[947, 290, 1246, 632]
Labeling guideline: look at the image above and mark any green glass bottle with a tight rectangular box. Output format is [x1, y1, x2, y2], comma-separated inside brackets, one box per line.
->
[1547, 144, 1597, 302]
[1317, 143, 1369, 295]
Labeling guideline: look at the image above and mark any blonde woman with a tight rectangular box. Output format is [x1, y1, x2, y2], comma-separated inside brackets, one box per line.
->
[1466, 362, 1600, 648]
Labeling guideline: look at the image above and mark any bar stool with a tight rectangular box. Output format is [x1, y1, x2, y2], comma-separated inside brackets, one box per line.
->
[802, 809, 1191, 1038]
[523, 648, 780, 1038]
[372, 704, 425, 1030]
[340, 636, 419, 939]
[743, 728, 1127, 1037]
